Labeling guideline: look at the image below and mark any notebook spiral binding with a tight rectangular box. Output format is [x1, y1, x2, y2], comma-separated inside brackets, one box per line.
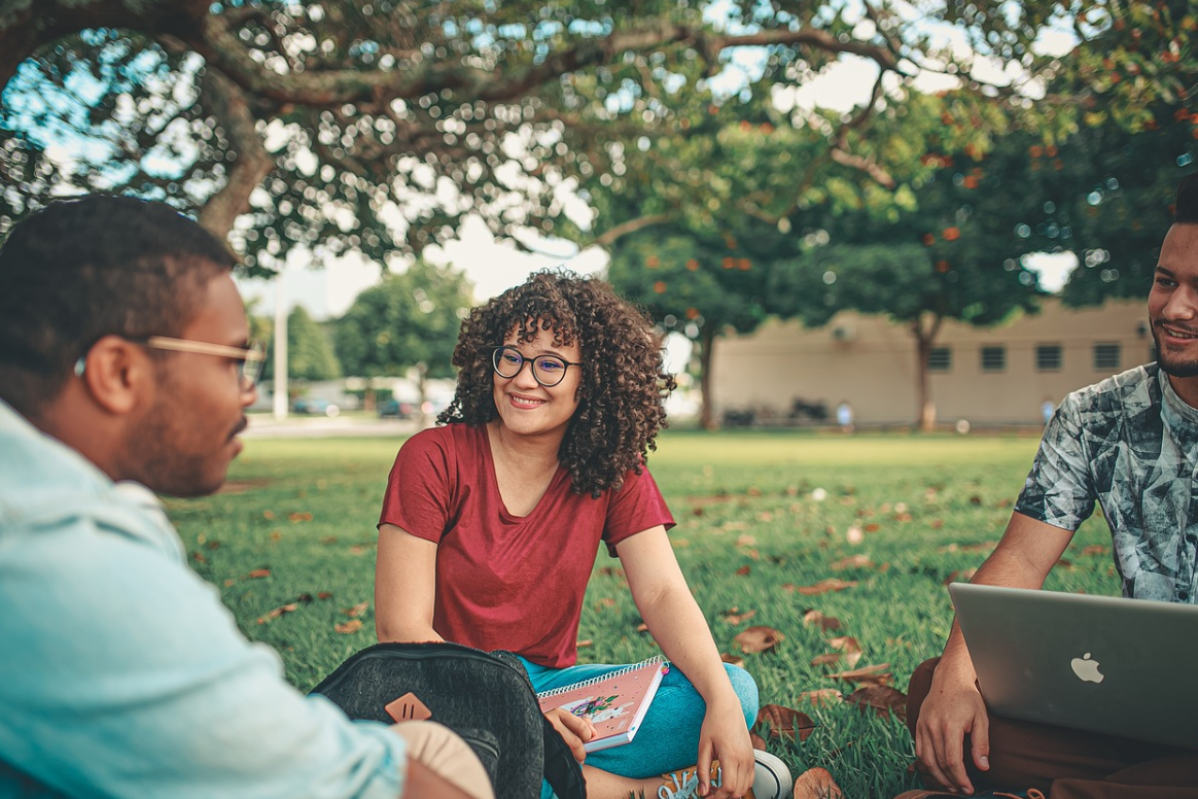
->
[535, 656, 668, 699]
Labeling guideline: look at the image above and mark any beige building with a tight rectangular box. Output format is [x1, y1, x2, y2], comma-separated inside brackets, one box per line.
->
[711, 299, 1154, 427]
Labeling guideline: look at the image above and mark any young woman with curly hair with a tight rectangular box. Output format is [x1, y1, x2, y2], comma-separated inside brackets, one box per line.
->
[374, 271, 790, 799]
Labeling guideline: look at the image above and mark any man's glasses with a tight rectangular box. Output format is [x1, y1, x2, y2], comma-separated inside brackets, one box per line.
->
[491, 345, 582, 388]
[75, 336, 266, 391]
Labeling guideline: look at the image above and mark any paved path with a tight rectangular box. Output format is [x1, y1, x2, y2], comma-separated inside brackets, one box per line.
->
[242, 414, 422, 439]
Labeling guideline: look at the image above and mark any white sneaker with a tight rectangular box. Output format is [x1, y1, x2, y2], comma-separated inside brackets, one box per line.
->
[752, 749, 793, 799]
[656, 751, 793, 799]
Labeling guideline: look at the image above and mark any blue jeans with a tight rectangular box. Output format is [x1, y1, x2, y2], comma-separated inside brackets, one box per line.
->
[521, 657, 759, 799]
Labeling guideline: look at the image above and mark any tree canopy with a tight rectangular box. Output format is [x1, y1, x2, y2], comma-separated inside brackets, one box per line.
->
[5, 0, 1193, 275]
[333, 258, 471, 383]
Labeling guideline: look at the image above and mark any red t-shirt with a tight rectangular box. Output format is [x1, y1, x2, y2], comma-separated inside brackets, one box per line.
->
[378, 424, 675, 668]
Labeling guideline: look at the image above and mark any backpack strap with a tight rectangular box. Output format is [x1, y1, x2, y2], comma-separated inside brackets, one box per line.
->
[540, 715, 586, 799]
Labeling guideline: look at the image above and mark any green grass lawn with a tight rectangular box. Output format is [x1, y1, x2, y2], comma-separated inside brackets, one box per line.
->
[166, 429, 1120, 797]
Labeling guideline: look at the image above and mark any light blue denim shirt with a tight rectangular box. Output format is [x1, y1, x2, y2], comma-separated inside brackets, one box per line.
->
[0, 400, 407, 798]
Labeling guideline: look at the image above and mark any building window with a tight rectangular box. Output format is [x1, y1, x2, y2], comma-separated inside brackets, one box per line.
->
[1094, 343, 1121, 371]
[928, 347, 952, 372]
[1036, 345, 1062, 371]
[981, 345, 1006, 372]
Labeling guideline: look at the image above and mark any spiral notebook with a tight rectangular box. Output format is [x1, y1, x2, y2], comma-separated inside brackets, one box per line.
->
[536, 657, 669, 753]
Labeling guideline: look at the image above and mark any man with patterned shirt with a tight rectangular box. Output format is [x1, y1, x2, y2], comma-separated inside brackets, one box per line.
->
[897, 175, 1198, 799]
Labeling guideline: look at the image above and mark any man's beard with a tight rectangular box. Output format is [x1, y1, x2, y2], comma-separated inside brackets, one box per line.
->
[1153, 325, 1198, 378]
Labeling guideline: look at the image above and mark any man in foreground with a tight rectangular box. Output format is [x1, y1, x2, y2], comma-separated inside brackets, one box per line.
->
[899, 176, 1198, 799]
[0, 196, 492, 798]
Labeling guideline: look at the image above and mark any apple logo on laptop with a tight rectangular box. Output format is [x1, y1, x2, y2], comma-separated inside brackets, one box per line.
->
[1070, 652, 1104, 683]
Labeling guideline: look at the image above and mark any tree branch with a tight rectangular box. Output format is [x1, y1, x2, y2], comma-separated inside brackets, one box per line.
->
[594, 213, 676, 247]
[195, 14, 906, 109]
[193, 66, 273, 239]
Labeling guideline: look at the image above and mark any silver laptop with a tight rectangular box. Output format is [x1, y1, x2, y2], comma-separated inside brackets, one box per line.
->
[949, 583, 1198, 749]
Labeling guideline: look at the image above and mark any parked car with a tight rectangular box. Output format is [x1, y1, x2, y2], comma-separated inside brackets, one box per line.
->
[293, 398, 340, 417]
[378, 399, 415, 419]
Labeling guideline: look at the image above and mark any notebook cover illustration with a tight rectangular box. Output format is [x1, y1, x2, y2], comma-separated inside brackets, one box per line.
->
[536, 657, 669, 753]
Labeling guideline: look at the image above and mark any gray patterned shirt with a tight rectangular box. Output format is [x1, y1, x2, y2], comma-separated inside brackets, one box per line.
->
[1015, 364, 1198, 603]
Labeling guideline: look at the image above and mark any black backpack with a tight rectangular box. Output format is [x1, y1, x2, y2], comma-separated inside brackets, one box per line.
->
[310, 642, 585, 799]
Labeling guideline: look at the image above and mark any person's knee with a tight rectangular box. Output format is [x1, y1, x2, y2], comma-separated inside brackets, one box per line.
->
[722, 664, 759, 727]
[392, 721, 495, 799]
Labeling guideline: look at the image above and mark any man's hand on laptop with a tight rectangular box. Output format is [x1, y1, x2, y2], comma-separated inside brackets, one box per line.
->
[915, 669, 990, 794]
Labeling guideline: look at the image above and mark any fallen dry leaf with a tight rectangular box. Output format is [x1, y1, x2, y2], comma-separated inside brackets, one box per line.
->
[863, 523, 881, 533]
[262, 510, 275, 520]
[830, 555, 873, 571]
[749, 731, 768, 750]
[754, 703, 816, 742]
[812, 637, 862, 669]
[334, 619, 363, 634]
[256, 603, 299, 625]
[736, 565, 752, 576]
[827, 663, 892, 686]
[246, 568, 270, 579]
[636, 622, 650, 633]
[342, 600, 369, 617]
[348, 544, 368, 556]
[288, 512, 313, 523]
[317, 591, 333, 600]
[595, 597, 617, 610]
[797, 688, 843, 707]
[720, 608, 758, 625]
[735, 534, 757, 547]
[931, 519, 944, 529]
[793, 767, 843, 799]
[720, 652, 745, 668]
[845, 685, 909, 721]
[943, 568, 977, 585]
[801, 609, 842, 632]
[1081, 545, 1108, 556]
[734, 625, 784, 654]
[788, 578, 858, 596]
[577, 639, 593, 648]
[1056, 557, 1074, 569]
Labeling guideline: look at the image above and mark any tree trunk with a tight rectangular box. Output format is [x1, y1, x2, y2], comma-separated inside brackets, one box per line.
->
[698, 325, 718, 431]
[911, 314, 943, 432]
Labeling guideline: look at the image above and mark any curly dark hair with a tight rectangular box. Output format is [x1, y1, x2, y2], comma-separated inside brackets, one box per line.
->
[439, 269, 677, 497]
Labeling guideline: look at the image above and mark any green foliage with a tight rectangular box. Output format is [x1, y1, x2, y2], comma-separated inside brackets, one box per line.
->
[7, 0, 1197, 274]
[334, 259, 471, 379]
[168, 430, 1120, 796]
[288, 306, 342, 382]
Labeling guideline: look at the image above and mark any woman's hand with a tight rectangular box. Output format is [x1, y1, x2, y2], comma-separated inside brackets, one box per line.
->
[696, 697, 755, 799]
[543, 708, 596, 764]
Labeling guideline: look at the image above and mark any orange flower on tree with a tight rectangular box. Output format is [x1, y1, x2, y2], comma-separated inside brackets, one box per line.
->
[653, 281, 667, 294]
[646, 255, 660, 269]
[686, 259, 699, 271]
[942, 227, 961, 242]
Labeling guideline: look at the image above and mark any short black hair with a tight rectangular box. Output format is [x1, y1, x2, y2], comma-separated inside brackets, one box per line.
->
[0, 195, 234, 418]
[1175, 173, 1198, 224]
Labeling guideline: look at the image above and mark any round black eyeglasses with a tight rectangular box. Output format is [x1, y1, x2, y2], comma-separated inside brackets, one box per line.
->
[491, 346, 582, 388]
